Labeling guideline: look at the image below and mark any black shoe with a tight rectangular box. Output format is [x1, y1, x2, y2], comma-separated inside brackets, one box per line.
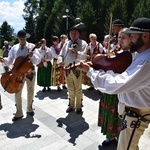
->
[27, 111, 35, 116]
[87, 87, 94, 90]
[76, 108, 82, 114]
[66, 107, 74, 113]
[42, 87, 46, 92]
[12, 116, 23, 121]
[47, 87, 51, 91]
[62, 85, 67, 89]
[57, 86, 62, 91]
[102, 139, 117, 146]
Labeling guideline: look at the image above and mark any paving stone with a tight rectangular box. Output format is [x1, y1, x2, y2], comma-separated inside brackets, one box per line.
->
[0, 65, 150, 150]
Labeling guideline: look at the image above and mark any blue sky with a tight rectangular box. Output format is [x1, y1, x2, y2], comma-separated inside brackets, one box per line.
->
[0, 0, 26, 33]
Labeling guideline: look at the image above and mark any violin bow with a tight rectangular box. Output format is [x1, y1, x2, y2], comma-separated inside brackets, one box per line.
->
[107, 13, 113, 53]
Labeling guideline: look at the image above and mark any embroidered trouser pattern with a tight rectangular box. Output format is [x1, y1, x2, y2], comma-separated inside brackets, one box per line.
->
[117, 108, 150, 150]
[65, 70, 82, 109]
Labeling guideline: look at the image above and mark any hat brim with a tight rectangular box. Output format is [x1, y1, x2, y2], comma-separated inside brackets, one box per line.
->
[14, 33, 31, 38]
[122, 28, 145, 34]
[69, 22, 86, 33]
[69, 28, 81, 33]
[112, 24, 124, 26]
[18, 33, 31, 38]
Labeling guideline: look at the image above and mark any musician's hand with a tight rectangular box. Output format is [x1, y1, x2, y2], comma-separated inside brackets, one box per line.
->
[59, 62, 64, 66]
[76, 61, 90, 73]
[29, 52, 33, 58]
[103, 41, 108, 48]
[41, 59, 46, 63]
[68, 48, 77, 57]
[86, 55, 91, 60]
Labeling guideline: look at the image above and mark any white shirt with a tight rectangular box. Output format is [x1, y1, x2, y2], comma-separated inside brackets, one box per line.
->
[49, 45, 60, 59]
[87, 48, 150, 108]
[3, 42, 41, 66]
[58, 39, 87, 66]
[38, 46, 52, 62]
[87, 42, 104, 54]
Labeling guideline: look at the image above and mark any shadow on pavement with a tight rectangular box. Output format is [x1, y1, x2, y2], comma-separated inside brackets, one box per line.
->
[35, 89, 68, 100]
[98, 144, 117, 150]
[0, 115, 41, 139]
[83, 88, 100, 101]
[56, 111, 89, 146]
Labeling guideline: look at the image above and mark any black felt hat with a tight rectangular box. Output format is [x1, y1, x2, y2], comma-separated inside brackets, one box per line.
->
[112, 19, 124, 26]
[17, 30, 30, 38]
[51, 36, 59, 41]
[123, 17, 150, 34]
[69, 22, 86, 33]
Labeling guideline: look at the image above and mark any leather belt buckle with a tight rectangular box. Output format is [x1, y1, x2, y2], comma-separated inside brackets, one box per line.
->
[125, 107, 140, 118]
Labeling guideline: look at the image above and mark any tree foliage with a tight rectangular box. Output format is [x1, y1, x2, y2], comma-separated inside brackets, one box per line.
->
[22, 0, 149, 44]
[0, 21, 14, 47]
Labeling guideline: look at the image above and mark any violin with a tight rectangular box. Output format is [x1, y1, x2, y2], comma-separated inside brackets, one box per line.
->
[91, 49, 132, 73]
[0, 41, 42, 93]
[64, 45, 132, 74]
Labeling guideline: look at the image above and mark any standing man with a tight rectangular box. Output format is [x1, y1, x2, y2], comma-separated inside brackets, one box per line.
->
[111, 19, 124, 49]
[0, 30, 41, 121]
[77, 17, 150, 150]
[2, 40, 11, 72]
[57, 25, 87, 114]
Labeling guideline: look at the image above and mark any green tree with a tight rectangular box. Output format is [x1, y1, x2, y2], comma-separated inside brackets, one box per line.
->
[23, 0, 40, 43]
[0, 21, 14, 47]
[22, 0, 149, 46]
[131, 0, 150, 23]
[35, 0, 55, 46]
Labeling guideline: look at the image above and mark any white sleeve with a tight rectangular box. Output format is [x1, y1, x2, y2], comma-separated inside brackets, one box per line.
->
[30, 44, 41, 65]
[76, 41, 87, 61]
[87, 58, 150, 94]
[50, 46, 59, 59]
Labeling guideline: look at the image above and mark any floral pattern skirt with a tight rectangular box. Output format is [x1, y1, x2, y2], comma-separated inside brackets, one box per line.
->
[98, 93, 122, 139]
[51, 59, 65, 86]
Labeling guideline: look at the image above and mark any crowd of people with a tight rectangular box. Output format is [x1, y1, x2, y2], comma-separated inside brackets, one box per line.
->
[0, 17, 150, 150]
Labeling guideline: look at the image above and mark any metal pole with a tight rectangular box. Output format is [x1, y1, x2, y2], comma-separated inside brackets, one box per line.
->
[66, 14, 68, 35]
[65, 9, 69, 36]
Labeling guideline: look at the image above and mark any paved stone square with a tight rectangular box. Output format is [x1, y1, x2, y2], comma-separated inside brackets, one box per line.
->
[0, 65, 150, 150]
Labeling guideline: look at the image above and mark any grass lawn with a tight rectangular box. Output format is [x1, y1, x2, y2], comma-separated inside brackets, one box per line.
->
[0, 49, 2, 56]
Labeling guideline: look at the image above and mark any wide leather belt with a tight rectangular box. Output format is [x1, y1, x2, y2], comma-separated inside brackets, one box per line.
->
[125, 107, 150, 123]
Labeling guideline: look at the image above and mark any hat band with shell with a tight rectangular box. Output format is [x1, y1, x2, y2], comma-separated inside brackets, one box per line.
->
[122, 18, 150, 34]
[130, 27, 150, 32]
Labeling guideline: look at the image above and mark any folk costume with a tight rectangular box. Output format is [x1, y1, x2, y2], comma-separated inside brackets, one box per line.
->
[96, 20, 125, 146]
[2, 30, 41, 121]
[82, 40, 104, 87]
[37, 40, 52, 92]
[86, 18, 150, 150]
[57, 25, 87, 114]
[50, 37, 65, 90]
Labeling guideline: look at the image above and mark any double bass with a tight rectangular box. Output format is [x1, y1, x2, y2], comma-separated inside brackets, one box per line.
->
[0, 42, 41, 93]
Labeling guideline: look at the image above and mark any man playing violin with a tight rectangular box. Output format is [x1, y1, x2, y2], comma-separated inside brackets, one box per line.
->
[57, 24, 87, 114]
[109, 19, 124, 50]
[0, 30, 41, 121]
[77, 17, 150, 150]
